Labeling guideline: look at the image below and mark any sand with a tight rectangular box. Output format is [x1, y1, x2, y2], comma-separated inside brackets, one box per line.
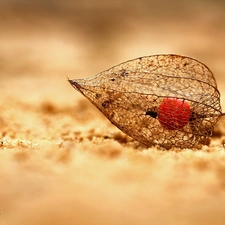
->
[1, 1, 225, 224]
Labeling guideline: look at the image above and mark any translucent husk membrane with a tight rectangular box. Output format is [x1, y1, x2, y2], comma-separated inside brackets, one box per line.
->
[69, 54, 222, 149]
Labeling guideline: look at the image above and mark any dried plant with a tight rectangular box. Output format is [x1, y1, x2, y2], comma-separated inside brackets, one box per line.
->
[69, 54, 224, 149]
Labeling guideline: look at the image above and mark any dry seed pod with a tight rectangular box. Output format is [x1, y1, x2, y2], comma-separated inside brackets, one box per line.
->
[69, 54, 224, 149]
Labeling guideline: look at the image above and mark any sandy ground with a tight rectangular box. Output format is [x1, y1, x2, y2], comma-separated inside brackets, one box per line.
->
[1, 1, 225, 224]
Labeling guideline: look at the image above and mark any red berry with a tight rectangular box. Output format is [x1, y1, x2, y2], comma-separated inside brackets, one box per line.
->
[158, 98, 191, 130]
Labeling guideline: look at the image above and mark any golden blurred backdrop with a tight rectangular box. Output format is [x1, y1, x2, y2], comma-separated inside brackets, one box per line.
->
[1, 1, 225, 225]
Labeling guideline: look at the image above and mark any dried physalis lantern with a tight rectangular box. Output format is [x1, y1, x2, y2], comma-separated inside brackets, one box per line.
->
[68, 54, 224, 149]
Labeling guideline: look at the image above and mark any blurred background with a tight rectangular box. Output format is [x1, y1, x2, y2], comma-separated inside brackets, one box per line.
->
[1, 1, 225, 224]
[0, 0, 225, 105]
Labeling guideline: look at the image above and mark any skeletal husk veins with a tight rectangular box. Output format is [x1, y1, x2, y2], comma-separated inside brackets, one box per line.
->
[69, 54, 223, 149]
